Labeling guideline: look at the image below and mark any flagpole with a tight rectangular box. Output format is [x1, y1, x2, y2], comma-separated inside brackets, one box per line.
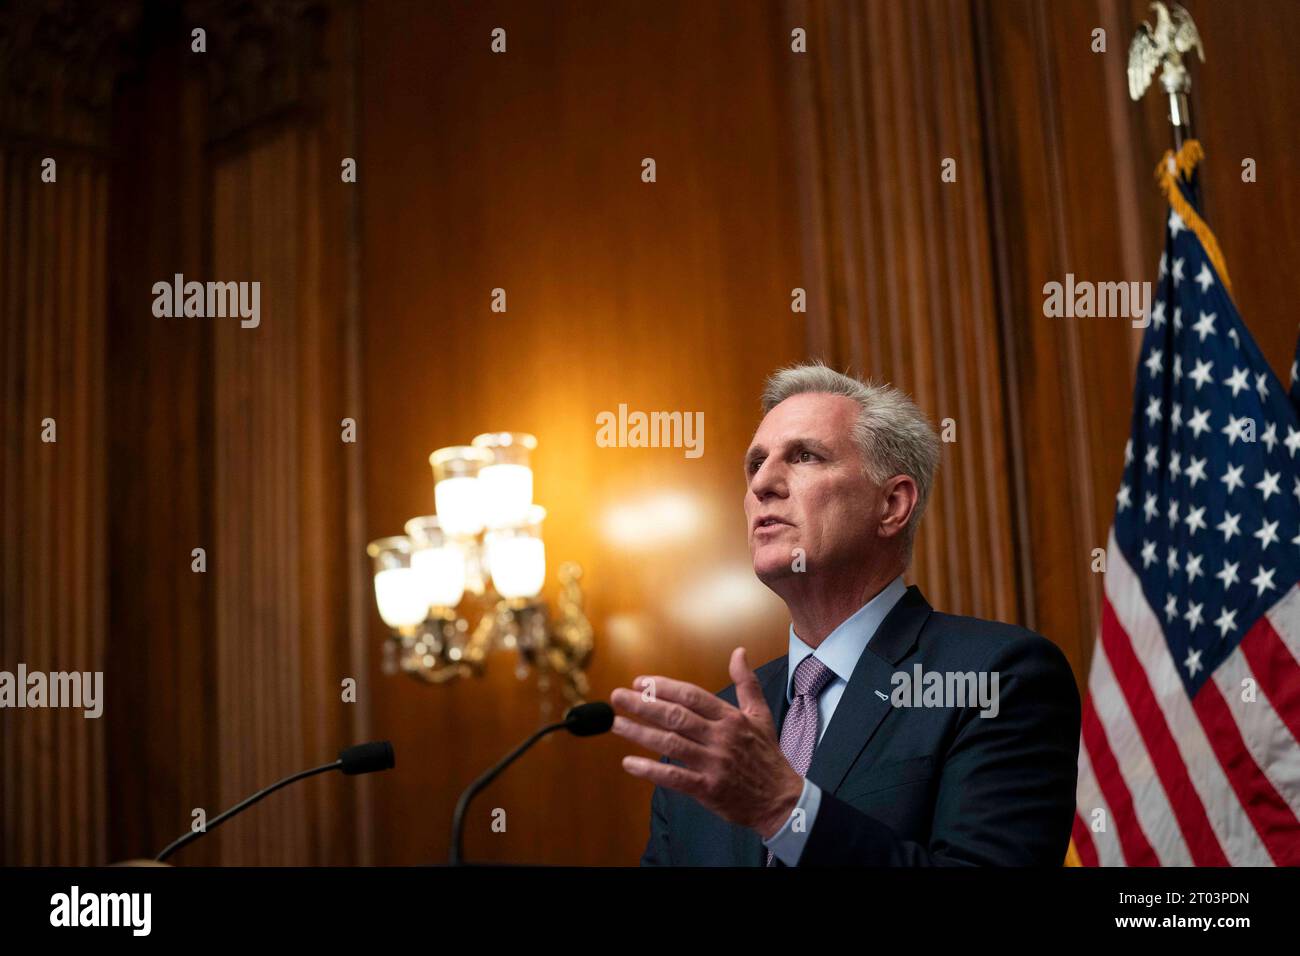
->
[1127, 2, 1205, 155]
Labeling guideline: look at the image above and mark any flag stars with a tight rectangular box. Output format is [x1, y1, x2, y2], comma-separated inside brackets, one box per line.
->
[1193, 262, 1215, 293]
[1284, 426, 1300, 459]
[1167, 545, 1180, 575]
[1184, 506, 1207, 536]
[1143, 491, 1159, 523]
[1185, 552, 1204, 582]
[1227, 328, 1239, 348]
[1250, 565, 1276, 597]
[1216, 510, 1241, 543]
[1261, 422, 1278, 454]
[1213, 607, 1237, 639]
[1169, 212, 1186, 238]
[1183, 601, 1204, 632]
[1124, 438, 1134, 466]
[1144, 445, 1160, 473]
[1116, 482, 1132, 512]
[1167, 500, 1180, 528]
[1221, 463, 1245, 494]
[1191, 311, 1216, 342]
[1254, 518, 1280, 550]
[1223, 366, 1251, 398]
[1141, 539, 1158, 569]
[1170, 451, 1182, 480]
[1171, 403, 1183, 432]
[1145, 348, 1164, 378]
[1173, 307, 1183, 333]
[1189, 358, 1214, 391]
[1187, 407, 1211, 439]
[1172, 258, 1185, 287]
[1152, 300, 1167, 328]
[1185, 456, 1207, 487]
[1215, 559, 1240, 590]
[1158, 251, 1168, 279]
[1184, 647, 1204, 677]
[1146, 396, 1164, 426]
[1222, 415, 1250, 445]
[1173, 354, 1183, 384]
[1256, 470, 1281, 502]
[1165, 593, 1179, 621]
[1255, 372, 1269, 402]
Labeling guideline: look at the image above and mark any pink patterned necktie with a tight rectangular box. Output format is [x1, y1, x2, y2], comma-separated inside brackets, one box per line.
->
[765, 655, 836, 866]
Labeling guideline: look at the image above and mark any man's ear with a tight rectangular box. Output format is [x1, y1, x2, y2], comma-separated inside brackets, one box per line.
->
[877, 475, 918, 540]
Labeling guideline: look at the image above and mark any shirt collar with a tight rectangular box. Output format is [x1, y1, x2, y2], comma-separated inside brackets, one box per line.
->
[785, 574, 907, 703]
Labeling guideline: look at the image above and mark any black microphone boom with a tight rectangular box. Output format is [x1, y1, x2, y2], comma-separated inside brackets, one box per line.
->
[450, 702, 613, 865]
[155, 741, 396, 862]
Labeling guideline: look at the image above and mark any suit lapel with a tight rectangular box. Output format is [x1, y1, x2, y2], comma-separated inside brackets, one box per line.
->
[732, 586, 932, 866]
[735, 657, 790, 866]
[805, 585, 933, 795]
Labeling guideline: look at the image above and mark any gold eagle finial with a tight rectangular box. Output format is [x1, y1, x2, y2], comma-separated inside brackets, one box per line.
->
[1128, 1, 1205, 101]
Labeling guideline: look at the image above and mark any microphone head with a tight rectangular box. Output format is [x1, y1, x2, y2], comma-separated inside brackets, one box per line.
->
[339, 740, 396, 775]
[564, 701, 614, 736]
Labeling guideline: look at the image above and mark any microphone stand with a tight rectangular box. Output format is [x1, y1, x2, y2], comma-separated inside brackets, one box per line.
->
[449, 719, 569, 866]
[155, 759, 342, 863]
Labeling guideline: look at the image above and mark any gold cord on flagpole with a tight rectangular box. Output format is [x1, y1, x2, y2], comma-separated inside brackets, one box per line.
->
[1153, 139, 1233, 297]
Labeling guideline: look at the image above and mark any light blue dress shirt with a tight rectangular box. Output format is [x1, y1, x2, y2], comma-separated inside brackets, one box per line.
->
[762, 574, 907, 866]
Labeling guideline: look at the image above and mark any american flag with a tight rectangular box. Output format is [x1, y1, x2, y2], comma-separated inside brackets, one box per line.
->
[1070, 143, 1300, 866]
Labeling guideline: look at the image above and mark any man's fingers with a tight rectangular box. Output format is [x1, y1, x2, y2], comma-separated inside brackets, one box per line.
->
[608, 687, 714, 744]
[729, 647, 772, 728]
[627, 674, 729, 720]
[612, 715, 712, 767]
[620, 755, 709, 799]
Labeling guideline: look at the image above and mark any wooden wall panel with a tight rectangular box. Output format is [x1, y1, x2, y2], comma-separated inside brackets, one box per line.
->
[975, 0, 1300, 683]
[788, 0, 1019, 625]
[0, 149, 109, 865]
[5, 0, 1297, 868]
[360, 0, 806, 865]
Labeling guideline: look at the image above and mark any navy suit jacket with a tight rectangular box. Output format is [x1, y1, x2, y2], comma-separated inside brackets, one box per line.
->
[640, 586, 1081, 866]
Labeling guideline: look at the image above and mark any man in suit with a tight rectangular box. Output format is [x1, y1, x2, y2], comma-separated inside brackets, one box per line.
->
[609, 362, 1081, 865]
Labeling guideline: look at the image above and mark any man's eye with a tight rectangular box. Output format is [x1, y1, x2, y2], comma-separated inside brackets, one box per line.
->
[747, 458, 763, 475]
[796, 450, 818, 463]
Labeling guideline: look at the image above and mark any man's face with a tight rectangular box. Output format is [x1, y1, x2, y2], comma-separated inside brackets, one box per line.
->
[743, 392, 881, 585]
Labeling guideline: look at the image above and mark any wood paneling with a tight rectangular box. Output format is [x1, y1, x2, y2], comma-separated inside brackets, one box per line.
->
[360, 0, 806, 865]
[0, 146, 109, 865]
[4, 0, 1298, 867]
[788, 0, 1019, 624]
[975, 0, 1300, 681]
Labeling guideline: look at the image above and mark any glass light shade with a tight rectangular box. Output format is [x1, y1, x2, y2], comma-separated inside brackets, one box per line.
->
[485, 505, 547, 599]
[366, 536, 429, 630]
[404, 515, 467, 610]
[429, 446, 492, 537]
[471, 432, 537, 529]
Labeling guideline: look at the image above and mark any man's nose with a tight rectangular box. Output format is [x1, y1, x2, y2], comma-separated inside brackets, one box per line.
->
[749, 460, 786, 500]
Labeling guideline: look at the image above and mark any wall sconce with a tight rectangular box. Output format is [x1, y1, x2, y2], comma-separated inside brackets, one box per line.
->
[366, 433, 594, 704]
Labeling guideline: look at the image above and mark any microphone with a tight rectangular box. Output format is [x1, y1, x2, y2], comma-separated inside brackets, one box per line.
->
[155, 741, 396, 862]
[564, 700, 615, 736]
[450, 702, 613, 865]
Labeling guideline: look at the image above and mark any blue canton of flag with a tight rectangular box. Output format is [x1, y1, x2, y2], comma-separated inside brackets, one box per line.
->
[1113, 168, 1300, 696]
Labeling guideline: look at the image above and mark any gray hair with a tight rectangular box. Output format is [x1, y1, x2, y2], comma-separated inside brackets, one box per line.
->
[759, 361, 940, 557]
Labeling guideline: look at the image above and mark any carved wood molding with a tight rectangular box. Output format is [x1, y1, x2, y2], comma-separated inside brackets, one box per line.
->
[0, 0, 140, 148]
[184, 0, 331, 143]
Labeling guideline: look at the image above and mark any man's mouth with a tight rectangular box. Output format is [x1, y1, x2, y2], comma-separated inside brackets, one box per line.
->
[753, 516, 792, 533]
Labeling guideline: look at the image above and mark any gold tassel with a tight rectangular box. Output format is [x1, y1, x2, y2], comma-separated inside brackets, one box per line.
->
[1154, 139, 1233, 296]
